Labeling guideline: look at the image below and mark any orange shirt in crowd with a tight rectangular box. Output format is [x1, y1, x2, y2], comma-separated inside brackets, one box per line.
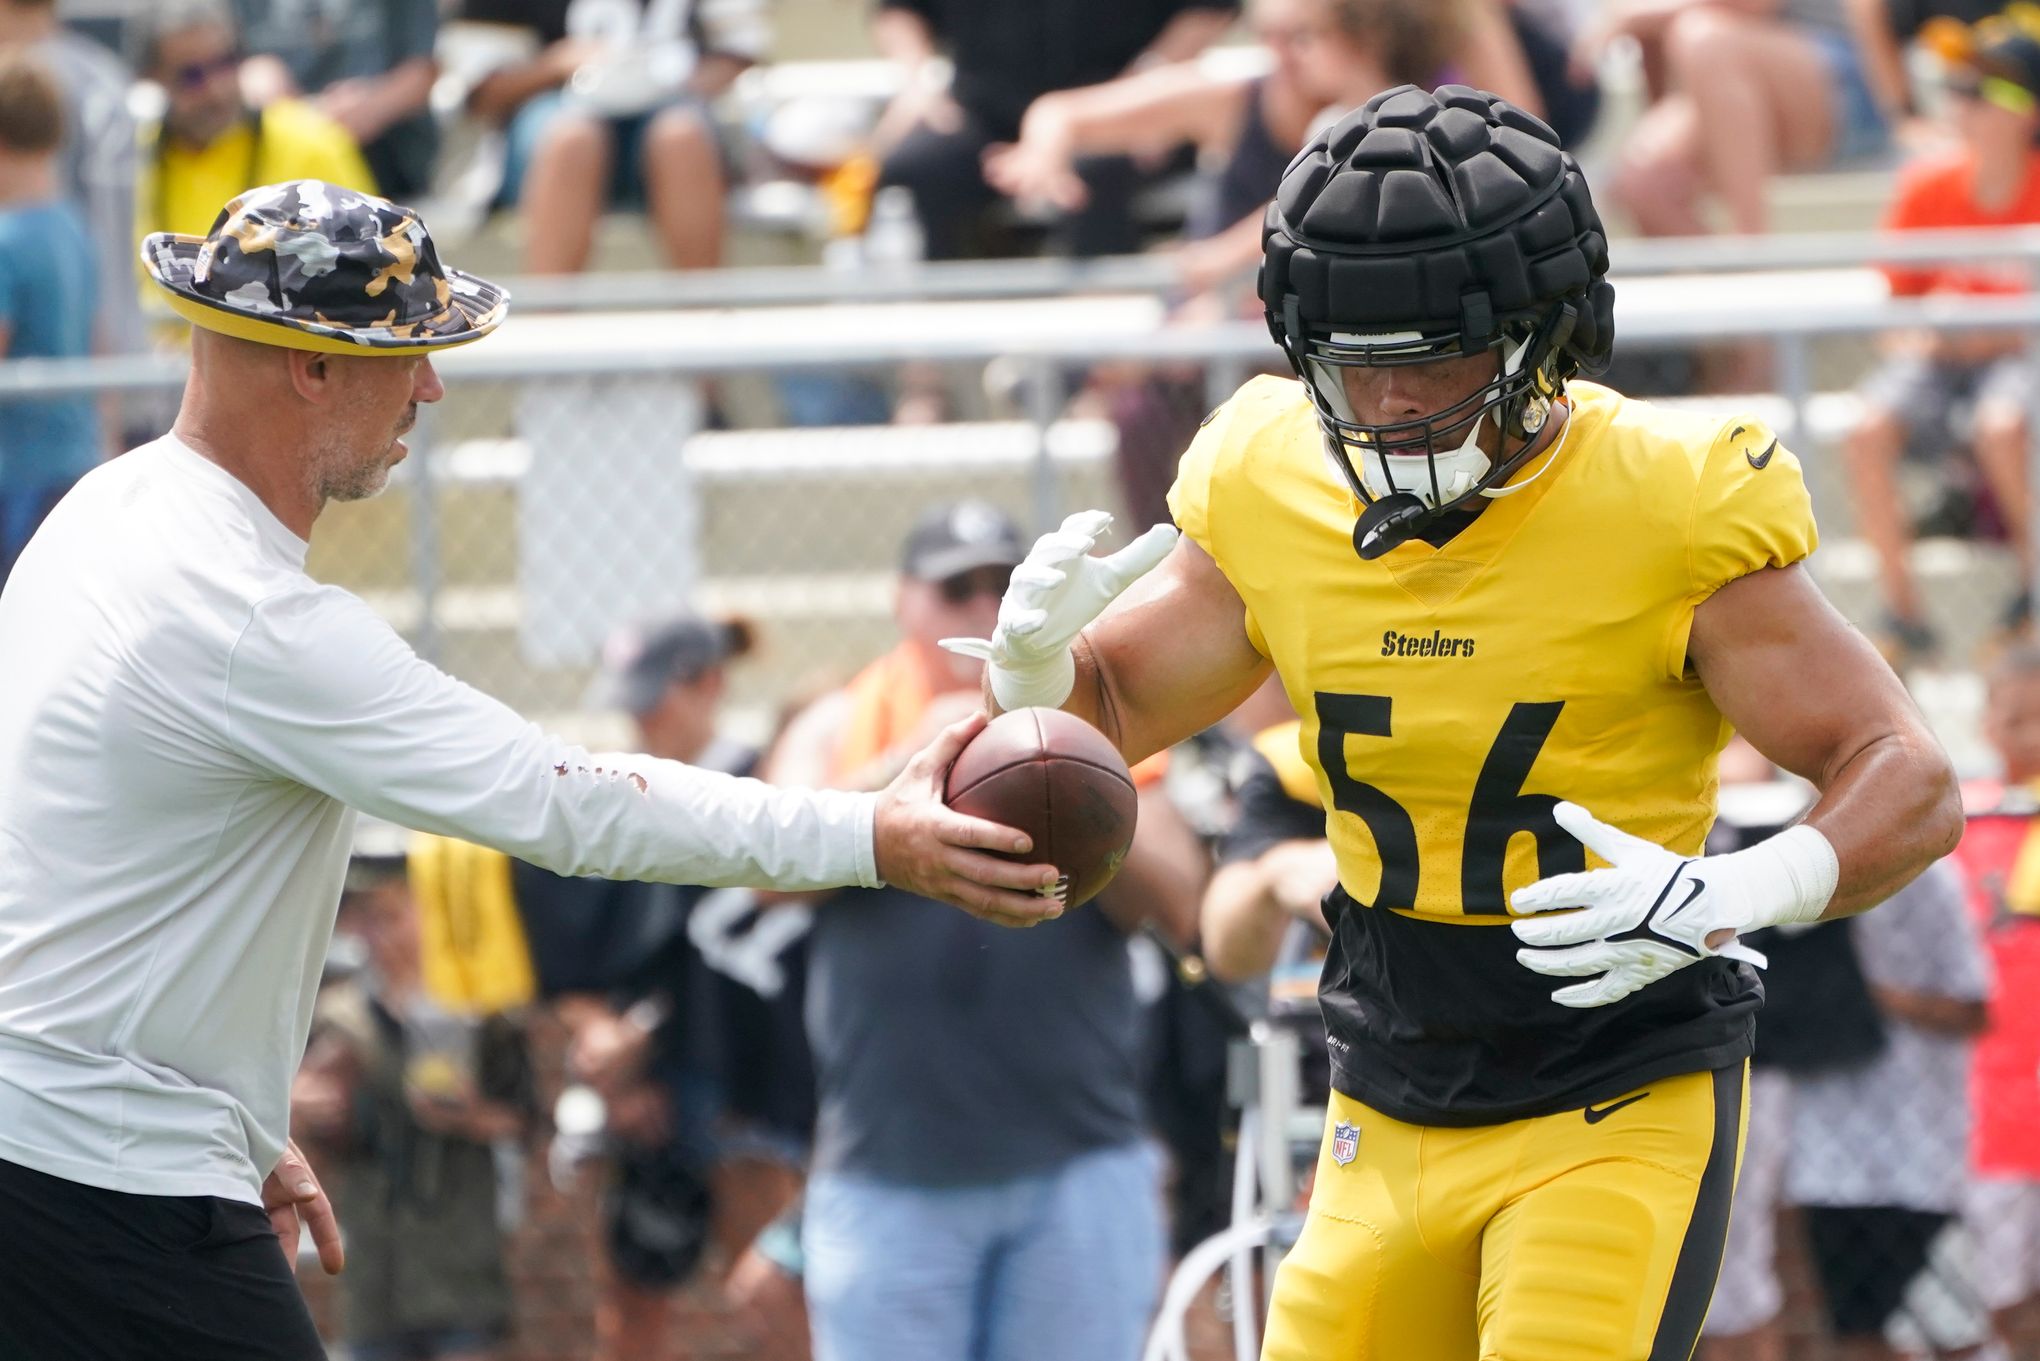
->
[1953, 780, 2040, 1178]
[1880, 145, 2040, 297]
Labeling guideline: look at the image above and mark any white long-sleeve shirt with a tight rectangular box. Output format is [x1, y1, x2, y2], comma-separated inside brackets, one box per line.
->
[0, 435, 878, 1204]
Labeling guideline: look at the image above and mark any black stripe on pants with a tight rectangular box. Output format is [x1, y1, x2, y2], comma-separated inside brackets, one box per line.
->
[1648, 1063, 1747, 1361]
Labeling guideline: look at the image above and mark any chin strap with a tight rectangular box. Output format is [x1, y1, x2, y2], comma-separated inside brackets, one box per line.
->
[1349, 399, 1574, 559]
[1482, 397, 1573, 500]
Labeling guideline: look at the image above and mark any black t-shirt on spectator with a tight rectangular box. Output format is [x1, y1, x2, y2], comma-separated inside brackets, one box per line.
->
[510, 741, 817, 1144]
[877, 0, 1240, 135]
[1884, 0, 2000, 37]
[458, 0, 578, 48]
[458, 0, 758, 59]
[232, 0, 440, 199]
[1218, 751, 1326, 868]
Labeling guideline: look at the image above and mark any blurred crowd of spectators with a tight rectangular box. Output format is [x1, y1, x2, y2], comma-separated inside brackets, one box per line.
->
[11, 2, 2040, 1354]
[7, 0, 2040, 623]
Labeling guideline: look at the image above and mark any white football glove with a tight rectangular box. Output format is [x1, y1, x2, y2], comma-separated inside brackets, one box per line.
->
[939, 510, 1178, 712]
[1509, 801, 1838, 1009]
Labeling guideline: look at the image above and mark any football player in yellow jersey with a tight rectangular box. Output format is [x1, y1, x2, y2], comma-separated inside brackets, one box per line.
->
[943, 84, 1964, 1360]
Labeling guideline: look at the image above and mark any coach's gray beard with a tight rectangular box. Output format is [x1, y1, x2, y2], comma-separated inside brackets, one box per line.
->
[305, 432, 393, 506]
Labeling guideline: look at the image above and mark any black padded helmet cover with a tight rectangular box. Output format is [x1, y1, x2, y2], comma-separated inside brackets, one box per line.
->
[1262, 84, 1613, 365]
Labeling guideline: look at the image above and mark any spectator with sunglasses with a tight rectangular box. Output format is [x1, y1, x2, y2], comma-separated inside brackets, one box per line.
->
[1841, 5, 2040, 667]
[136, 0, 375, 332]
[759, 499, 1205, 1361]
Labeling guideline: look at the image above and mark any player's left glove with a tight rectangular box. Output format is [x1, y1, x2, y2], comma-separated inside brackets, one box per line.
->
[1509, 801, 1838, 1009]
[939, 510, 1177, 713]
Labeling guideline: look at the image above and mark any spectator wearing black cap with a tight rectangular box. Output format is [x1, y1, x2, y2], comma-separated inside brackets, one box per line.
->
[513, 611, 816, 1361]
[761, 500, 1207, 1361]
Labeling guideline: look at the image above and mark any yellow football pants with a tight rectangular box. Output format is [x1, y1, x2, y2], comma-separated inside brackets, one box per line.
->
[1263, 1065, 1748, 1361]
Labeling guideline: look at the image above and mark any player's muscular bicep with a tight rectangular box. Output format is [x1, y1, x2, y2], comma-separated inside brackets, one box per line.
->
[1690, 564, 1960, 911]
[1688, 565, 1905, 781]
[1075, 536, 1271, 762]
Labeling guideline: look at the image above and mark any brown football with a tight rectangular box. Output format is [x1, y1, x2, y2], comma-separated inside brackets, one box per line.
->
[943, 708, 1139, 909]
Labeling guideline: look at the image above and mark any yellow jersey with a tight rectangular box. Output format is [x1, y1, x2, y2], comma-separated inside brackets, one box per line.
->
[138, 100, 377, 328]
[1169, 376, 1816, 1122]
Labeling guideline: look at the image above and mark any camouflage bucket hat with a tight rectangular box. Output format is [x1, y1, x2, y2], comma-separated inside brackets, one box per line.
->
[140, 179, 508, 356]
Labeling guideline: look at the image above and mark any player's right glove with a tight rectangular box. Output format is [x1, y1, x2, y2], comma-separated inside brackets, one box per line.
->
[939, 510, 1178, 712]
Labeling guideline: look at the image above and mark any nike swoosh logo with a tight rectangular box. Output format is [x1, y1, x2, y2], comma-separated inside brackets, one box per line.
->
[1583, 1092, 1650, 1124]
[1660, 877, 1705, 923]
[1746, 438, 1778, 470]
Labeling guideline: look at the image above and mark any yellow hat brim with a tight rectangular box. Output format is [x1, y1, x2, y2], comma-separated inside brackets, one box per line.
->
[158, 288, 499, 356]
[141, 230, 507, 356]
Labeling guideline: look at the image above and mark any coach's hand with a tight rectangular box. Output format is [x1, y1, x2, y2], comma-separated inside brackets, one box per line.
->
[941, 510, 1178, 712]
[264, 1139, 344, 1276]
[874, 712, 1066, 928]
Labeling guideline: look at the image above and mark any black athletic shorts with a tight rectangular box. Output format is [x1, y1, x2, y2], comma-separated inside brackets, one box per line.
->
[0, 1155, 325, 1360]
[1802, 1203, 1951, 1338]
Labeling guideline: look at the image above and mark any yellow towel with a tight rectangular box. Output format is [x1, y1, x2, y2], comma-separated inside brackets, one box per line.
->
[405, 833, 536, 1016]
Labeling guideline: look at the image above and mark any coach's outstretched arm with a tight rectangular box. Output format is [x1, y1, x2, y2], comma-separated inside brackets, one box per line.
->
[944, 511, 1271, 762]
[1509, 561, 1965, 1007]
[222, 588, 1062, 928]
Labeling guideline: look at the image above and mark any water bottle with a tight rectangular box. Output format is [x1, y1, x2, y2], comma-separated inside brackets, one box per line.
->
[863, 185, 925, 272]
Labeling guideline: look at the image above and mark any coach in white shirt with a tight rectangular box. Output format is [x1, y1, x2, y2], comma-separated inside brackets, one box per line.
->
[0, 180, 1059, 1361]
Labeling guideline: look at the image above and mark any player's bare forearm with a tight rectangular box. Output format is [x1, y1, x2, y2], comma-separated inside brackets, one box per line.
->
[1800, 725, 1959, 913]
[1692, 564, 1961, 915]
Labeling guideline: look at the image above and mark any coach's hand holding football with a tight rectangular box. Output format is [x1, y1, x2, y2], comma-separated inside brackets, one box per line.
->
[874, 709, 1068, 928]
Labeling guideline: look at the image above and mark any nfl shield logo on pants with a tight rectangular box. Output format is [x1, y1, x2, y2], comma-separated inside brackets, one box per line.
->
[1331, 1121, 1360, 1166]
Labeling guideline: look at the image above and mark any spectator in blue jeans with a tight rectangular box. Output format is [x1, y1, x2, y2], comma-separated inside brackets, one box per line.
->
[456, 0, 767, 274]
[0, 50, 99, 591]
[762, 501, 1207, 1361]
